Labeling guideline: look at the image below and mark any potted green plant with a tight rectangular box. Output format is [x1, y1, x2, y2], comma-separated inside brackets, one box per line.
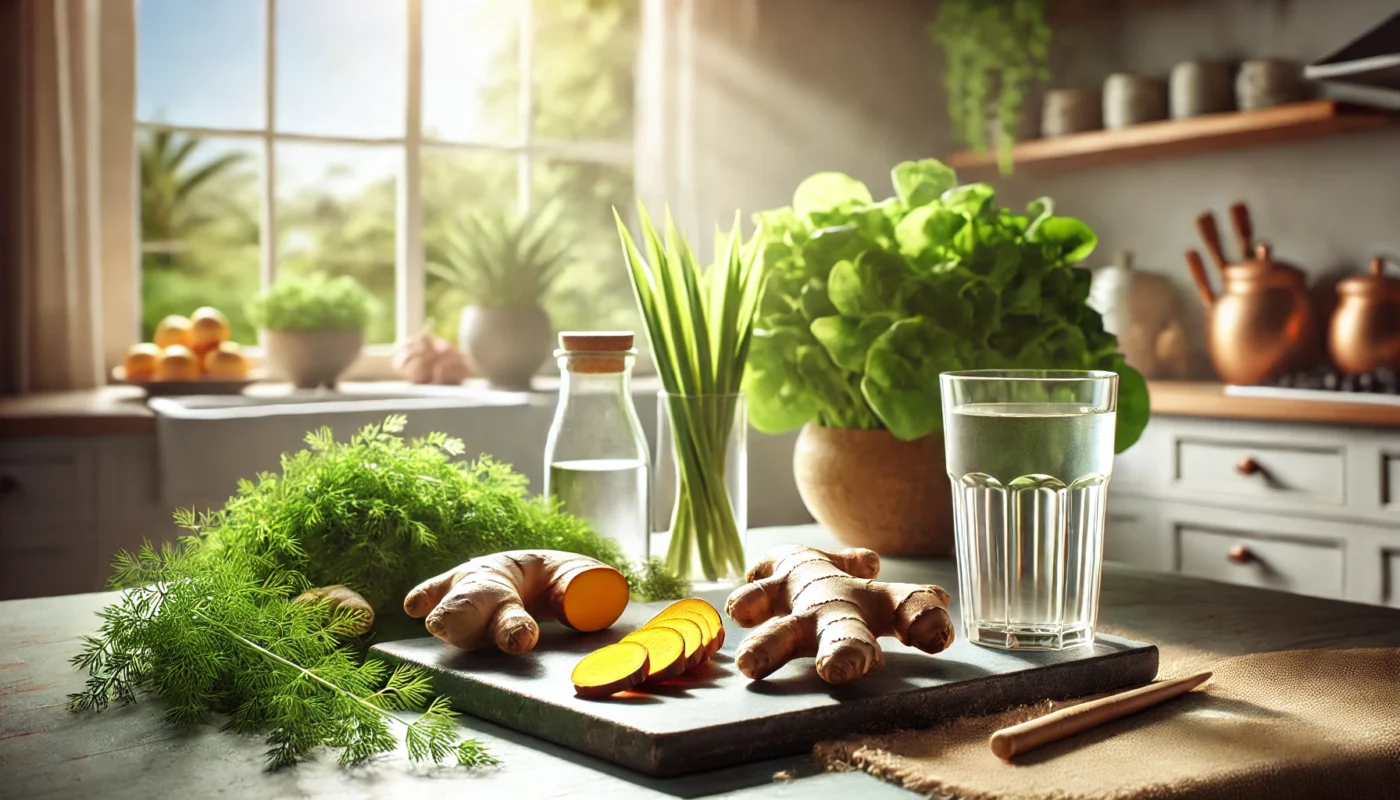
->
[930, 0, 1051, 173]
[247, 272, 374, 389]
[428, 209, 569, 390]
[743, 159, 1149, 556]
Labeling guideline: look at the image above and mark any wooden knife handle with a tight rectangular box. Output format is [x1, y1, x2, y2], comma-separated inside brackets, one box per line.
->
[1185, 250, 1215, 308]
[1196, 213, 1230, 271]
[1229, 202, 1253, 259]
[989, 671, 1213, 760]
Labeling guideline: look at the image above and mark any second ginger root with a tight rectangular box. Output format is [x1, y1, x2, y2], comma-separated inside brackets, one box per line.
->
[725, 545, 954, 684]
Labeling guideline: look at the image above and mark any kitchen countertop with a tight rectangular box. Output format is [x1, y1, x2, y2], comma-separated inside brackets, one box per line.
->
[4, 524, 1400, 800]
[6, 379, 1400, 439]
[1148, 380, 1400, 427]
[0, 378, 669, 439]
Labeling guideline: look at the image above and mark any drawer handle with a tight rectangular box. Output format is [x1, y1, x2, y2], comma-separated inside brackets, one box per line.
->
[1227, 544, 1255, 565]
[1234, 457, 1262, 476]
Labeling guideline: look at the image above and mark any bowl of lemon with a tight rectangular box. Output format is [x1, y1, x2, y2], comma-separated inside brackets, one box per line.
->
[114, 307, 262, 396]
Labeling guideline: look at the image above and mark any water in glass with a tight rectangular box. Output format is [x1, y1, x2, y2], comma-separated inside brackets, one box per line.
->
[941, 371, 1118, 650]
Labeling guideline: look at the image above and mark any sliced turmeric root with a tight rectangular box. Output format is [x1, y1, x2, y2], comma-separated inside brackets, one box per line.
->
[646, 616, 706, 670]
[646, 599, 725, 659]
[620, 626, 688, 684]
[571, 641, 650, 698]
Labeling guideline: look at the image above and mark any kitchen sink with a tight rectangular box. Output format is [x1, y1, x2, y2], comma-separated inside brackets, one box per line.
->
[144, 381, 809, 530]
[147, 383, 557, 508]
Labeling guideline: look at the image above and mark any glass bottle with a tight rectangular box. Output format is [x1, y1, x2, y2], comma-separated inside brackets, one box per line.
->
[543, 332, 650, 566]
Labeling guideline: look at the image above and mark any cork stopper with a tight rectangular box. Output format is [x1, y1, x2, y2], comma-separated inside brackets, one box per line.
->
[556, 331, 636, 374]
[559, 332, 634, 352]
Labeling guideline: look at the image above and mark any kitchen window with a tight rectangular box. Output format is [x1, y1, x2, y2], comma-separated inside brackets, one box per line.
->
[131, 0, 640, 359]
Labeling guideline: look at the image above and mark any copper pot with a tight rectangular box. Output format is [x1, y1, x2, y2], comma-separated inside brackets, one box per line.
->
[1330, 257, 1400, 375]
[1185, 242, 1318, 385]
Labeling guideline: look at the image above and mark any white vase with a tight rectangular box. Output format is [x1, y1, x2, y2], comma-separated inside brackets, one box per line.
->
[458, 305, 553, 390]
[262, 330, 363, 389]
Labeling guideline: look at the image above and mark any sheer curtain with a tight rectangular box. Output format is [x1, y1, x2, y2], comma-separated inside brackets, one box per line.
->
[0, 0, 108, 395]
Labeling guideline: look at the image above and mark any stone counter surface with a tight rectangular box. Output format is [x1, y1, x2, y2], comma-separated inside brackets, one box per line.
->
[4, 525, 1400, 799]
[7, 381, 1400, 440]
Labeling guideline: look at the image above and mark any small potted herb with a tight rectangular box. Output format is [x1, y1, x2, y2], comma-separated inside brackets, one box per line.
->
[247, 272, 374, 389]
[930, 0, 1051, 173]
[428, 209, 569, 390]
[743, 159, 1149, 555]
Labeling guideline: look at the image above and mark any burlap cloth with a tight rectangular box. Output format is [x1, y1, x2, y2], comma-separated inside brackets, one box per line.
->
[813, 637, 1400, 800]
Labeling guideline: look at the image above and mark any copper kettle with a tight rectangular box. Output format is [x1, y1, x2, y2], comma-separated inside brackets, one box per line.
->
[1330, 257, 1400, 375]
[1184, 205, 1318, 385]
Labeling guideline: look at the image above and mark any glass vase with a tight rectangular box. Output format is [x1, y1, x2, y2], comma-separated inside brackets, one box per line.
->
[655, 391, 747, 586]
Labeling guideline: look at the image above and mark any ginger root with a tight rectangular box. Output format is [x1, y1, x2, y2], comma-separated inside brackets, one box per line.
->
[571, 641, 650, 698]
[294, 584, 375, 635]
[724, 545, 954, 684]
[404, 550, 629, 654]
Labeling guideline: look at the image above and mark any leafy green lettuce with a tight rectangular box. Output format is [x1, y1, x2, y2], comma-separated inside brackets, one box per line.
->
[742, 159, 1149, 452]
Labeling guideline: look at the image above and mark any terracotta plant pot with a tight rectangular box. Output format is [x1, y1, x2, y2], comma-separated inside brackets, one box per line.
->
[262, 330, 363, 389]
[459, 305, 553, 390]
[792, 424, 953, 557]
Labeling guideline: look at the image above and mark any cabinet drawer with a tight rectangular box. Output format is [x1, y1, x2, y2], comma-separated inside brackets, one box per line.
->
[1174, 439, 1344, 506]
[1178, 527, 1343, 600]
[0, 454, 93, 522]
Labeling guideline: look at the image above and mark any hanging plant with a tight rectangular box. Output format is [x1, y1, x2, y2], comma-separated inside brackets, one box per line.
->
[930, 0, 1051, 174]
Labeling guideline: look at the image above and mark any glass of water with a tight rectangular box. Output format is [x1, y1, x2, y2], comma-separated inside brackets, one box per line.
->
[940, 370, 1118, 650]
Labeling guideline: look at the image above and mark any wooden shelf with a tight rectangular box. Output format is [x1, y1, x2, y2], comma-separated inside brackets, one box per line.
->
[1148, 380, 1400, 428]
[945, 100, 1397, 177]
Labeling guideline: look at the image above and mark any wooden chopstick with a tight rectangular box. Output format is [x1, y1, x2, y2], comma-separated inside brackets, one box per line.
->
[989, 671, 1212, 760]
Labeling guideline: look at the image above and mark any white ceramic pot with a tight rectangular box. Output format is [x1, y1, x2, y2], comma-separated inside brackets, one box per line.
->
[458, 305, 553, 390]
[262, 330, 363, 389]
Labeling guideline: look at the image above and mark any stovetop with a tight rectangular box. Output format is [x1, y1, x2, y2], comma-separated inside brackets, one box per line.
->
[1225, 367, 1400, 405]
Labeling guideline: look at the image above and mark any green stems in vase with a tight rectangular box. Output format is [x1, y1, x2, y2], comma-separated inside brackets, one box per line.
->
[615, 206, 765, 582]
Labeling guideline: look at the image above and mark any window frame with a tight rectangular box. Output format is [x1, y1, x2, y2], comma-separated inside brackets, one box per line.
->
[108, 0, 637, 376]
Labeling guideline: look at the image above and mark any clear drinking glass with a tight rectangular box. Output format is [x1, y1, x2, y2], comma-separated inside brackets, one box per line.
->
[655, 392, 748, 586]
[543, 332, 651, 566]
[940, 370, 1119, 650]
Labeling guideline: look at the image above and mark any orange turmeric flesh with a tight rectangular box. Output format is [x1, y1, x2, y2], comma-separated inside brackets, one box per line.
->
[645, 617, 704, 670]
[646, 599, 725, 658]
[621, 626, 687, 683]
[571, 641, 650, 698]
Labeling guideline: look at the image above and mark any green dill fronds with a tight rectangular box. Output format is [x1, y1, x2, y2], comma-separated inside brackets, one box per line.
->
[70, 416, 687, 770]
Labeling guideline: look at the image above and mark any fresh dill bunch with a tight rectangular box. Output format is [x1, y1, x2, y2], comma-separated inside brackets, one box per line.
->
[69, 539, 494, 769]
[200, 414, 680, 614]
[628, 558, 693, 603]
[69, 415, 683, 770]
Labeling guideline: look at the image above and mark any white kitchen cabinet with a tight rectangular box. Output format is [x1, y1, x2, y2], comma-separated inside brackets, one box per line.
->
[0, 435, 176, 600]
[1110, 414, 1400, 606]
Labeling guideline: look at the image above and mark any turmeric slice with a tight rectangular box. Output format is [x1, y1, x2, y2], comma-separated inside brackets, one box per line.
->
[571, 641, 650, 698]
[646, 616, 705, 670]
[403, 550, 629, 654]
[620, 626, 688, 684]
[725, 545, 954, 684]
[646, 599, 725, 658]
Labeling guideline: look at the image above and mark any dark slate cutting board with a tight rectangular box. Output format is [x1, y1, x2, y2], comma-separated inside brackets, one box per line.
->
[371, 602, 1157, 777]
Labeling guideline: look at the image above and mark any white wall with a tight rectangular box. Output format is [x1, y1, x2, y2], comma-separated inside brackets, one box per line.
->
[991, 0, 1400, 370]
[646, 0, 1400, 376]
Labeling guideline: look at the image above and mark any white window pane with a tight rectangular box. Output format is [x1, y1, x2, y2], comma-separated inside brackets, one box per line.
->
[276, 143, 398, 344]
[423, 0, 522, 144]
[139, 130, 261, 343]
[275, 0, 405, 138]
[421, 149, 519, 341]
[137, 0, 264, 129]
[532, 0, 638, 142]
[532, 159, 638, 333]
